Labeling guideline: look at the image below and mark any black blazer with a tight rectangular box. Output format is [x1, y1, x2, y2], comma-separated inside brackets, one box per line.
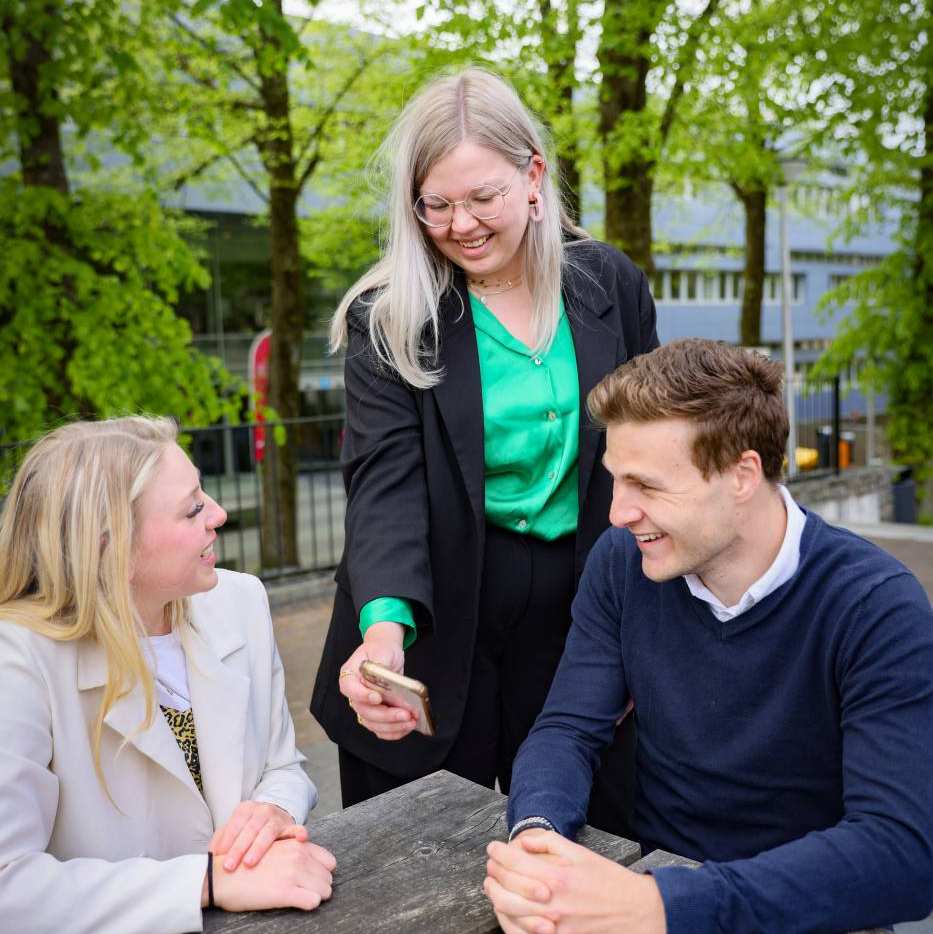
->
[310, 240, 659, 777]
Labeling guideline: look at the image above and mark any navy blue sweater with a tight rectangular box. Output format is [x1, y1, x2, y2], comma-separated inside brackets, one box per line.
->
[508, 511, 933, 932]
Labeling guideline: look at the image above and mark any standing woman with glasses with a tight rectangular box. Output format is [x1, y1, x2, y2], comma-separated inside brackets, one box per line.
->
[310, 68, 658, 806]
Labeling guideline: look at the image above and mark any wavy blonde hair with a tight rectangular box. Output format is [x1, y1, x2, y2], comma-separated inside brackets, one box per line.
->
[331, 66, 589, 388]
[0, 416, 186, 789]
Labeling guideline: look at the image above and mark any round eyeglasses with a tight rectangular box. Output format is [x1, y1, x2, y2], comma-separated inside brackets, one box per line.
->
[414, 165, 523, 228]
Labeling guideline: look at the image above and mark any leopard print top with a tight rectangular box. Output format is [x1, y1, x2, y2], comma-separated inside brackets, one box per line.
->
[160, 705, 204, 794]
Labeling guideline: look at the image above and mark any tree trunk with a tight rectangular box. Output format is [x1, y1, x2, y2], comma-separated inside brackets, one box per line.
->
[539, 0, 581, 222]
[736, 185, 767, 346]
[256, 11, 302, 570]
[1, 3, 68, 193]
[555, 87, 581, 223]
[597, 0, 662, 275]
[1, 1, 85, 417]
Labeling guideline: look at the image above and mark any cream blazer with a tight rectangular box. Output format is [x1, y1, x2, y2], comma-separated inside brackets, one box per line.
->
[0, 569, 316, 934]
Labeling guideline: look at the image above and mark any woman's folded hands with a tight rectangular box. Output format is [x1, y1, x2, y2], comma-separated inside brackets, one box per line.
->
[207, 800, 337, 913]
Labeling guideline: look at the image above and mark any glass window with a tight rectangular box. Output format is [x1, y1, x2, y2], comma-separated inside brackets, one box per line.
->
[719, 271, 730, 300]
[670, 271, 681, 300]
[685, 272, 697, 301]
[732, 272, 743, 300]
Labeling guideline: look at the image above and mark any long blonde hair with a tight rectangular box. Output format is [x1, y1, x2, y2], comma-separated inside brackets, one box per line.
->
[0, 416, 186, 787]
[331, 66, 589, 388]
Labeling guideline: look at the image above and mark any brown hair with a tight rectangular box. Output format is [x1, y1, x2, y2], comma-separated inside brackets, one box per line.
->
[588, 339, 788, 481]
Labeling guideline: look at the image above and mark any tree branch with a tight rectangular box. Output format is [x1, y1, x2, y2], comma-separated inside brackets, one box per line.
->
[657, 0, 721, 147]
[170, 13, 261, 93]
[294, 53, 372, 192]
[225, 151, 269, 205]
[171, 127, 260, 191]
[173, 53, 262, 115]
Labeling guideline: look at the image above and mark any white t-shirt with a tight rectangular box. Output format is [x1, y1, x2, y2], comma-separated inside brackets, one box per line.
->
[144, 628, 192, 710]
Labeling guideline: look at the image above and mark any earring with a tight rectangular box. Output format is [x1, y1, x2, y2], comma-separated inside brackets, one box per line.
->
[529, 192, 544, 222]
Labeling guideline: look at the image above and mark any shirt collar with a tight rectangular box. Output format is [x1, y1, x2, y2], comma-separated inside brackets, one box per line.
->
[684, 485, 806, 622]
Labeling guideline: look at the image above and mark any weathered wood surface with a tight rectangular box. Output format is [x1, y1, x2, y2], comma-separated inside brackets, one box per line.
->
[630, 848, 701, 872]
[202, 769, 640, 933]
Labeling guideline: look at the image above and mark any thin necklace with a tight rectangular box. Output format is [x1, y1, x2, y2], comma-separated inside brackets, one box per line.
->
[468, 274, 523, 299]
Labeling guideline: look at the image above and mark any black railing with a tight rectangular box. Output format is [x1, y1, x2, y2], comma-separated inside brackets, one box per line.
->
[0, 379, 886, 580]
[0, 416, 346, 581]
[181, 416, 345, 578]
[792, 376, 873, 476]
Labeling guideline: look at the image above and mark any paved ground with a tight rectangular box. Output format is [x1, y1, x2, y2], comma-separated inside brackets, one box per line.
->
[270, 525, 933, 930]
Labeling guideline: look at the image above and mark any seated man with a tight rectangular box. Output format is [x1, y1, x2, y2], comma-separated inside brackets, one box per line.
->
[484, 339, 933, 934]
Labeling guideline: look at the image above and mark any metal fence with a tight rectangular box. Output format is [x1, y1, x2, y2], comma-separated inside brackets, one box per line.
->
[791, 376, 881, 476]
[183, 416, 345, 579]
[0, 416, 346, 582]
[0, 379, 885, 582]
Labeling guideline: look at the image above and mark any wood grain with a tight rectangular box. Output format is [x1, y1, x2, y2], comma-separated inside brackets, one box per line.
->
[203, 770, 640, 933]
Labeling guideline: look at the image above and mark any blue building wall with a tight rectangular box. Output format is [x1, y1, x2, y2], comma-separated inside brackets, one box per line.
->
[649, 185, 899, 359]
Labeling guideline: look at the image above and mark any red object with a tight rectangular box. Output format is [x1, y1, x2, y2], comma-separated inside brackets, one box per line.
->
[248, 329, 272, 463]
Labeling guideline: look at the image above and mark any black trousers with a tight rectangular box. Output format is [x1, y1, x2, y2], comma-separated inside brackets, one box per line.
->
[339, 523, 576, 808]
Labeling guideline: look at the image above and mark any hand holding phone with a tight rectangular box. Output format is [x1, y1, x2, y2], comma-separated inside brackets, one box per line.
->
[359, 661, 436, 737]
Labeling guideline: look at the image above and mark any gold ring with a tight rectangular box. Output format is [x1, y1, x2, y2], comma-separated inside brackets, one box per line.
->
[339, 670, 354, 680]
[357, 714, 364, 726]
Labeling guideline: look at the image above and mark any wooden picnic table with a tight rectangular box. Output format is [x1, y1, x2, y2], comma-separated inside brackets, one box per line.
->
[202, 769, 888, 933]
[202, 769, 638, 933]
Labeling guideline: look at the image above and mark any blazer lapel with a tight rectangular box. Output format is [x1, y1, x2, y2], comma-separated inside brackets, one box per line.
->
[431, 273, 485, 534]
[564, 266, 621, 511]
[183, 607, 250, 825]
[77, 638, 203, 798]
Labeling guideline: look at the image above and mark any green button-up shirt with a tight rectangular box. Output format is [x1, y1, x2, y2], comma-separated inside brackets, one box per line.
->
[359, 294, 580, 646]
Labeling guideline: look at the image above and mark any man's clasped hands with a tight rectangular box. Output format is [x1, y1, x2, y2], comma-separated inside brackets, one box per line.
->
[484, 830, 666, 934]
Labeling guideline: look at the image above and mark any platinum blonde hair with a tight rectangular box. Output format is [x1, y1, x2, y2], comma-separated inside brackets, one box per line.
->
[0, 416, 186, 789]
[331, 66, 588, 388]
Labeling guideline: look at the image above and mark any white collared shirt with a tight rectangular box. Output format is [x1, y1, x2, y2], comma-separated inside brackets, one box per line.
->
[684, 485, 806, 622]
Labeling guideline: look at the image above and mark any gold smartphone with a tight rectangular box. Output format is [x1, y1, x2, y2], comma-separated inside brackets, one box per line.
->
[359, 661, 436, 737]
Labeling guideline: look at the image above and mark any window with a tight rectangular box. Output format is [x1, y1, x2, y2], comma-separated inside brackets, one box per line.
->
[653, 268, 804, 305]
[685, 271, 698, 300]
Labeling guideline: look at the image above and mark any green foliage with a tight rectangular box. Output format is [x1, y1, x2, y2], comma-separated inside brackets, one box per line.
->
[809, 0, 931, 484]
[0, 182, 244, 443]
[812, 243, 933, 483]
[0, 0, 165, 167]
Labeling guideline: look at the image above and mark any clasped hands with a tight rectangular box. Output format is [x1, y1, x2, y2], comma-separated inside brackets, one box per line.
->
[206, 800, 337, 913]
[484, 829, 666, 934]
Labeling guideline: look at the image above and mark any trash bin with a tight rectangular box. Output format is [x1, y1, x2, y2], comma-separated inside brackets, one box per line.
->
[839, 430, 856, 470]
[892, 470, 917, 524]
[817, 426, 833, 469]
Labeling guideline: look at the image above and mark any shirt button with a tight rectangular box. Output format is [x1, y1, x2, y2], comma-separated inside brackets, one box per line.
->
[517, 518, 528, 530]
[547, 471, 555, 480]
[547, 410, 557, 421]
[533, 357, 543, 366]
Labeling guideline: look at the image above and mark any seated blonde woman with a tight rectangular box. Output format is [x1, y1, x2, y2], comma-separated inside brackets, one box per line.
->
[0, 417, 335, 933]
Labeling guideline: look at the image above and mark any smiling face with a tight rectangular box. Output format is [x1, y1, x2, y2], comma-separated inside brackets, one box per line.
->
[131, 443, 226, 632]
[418, 140, 543, 282]
[604, 418, 744, 586]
